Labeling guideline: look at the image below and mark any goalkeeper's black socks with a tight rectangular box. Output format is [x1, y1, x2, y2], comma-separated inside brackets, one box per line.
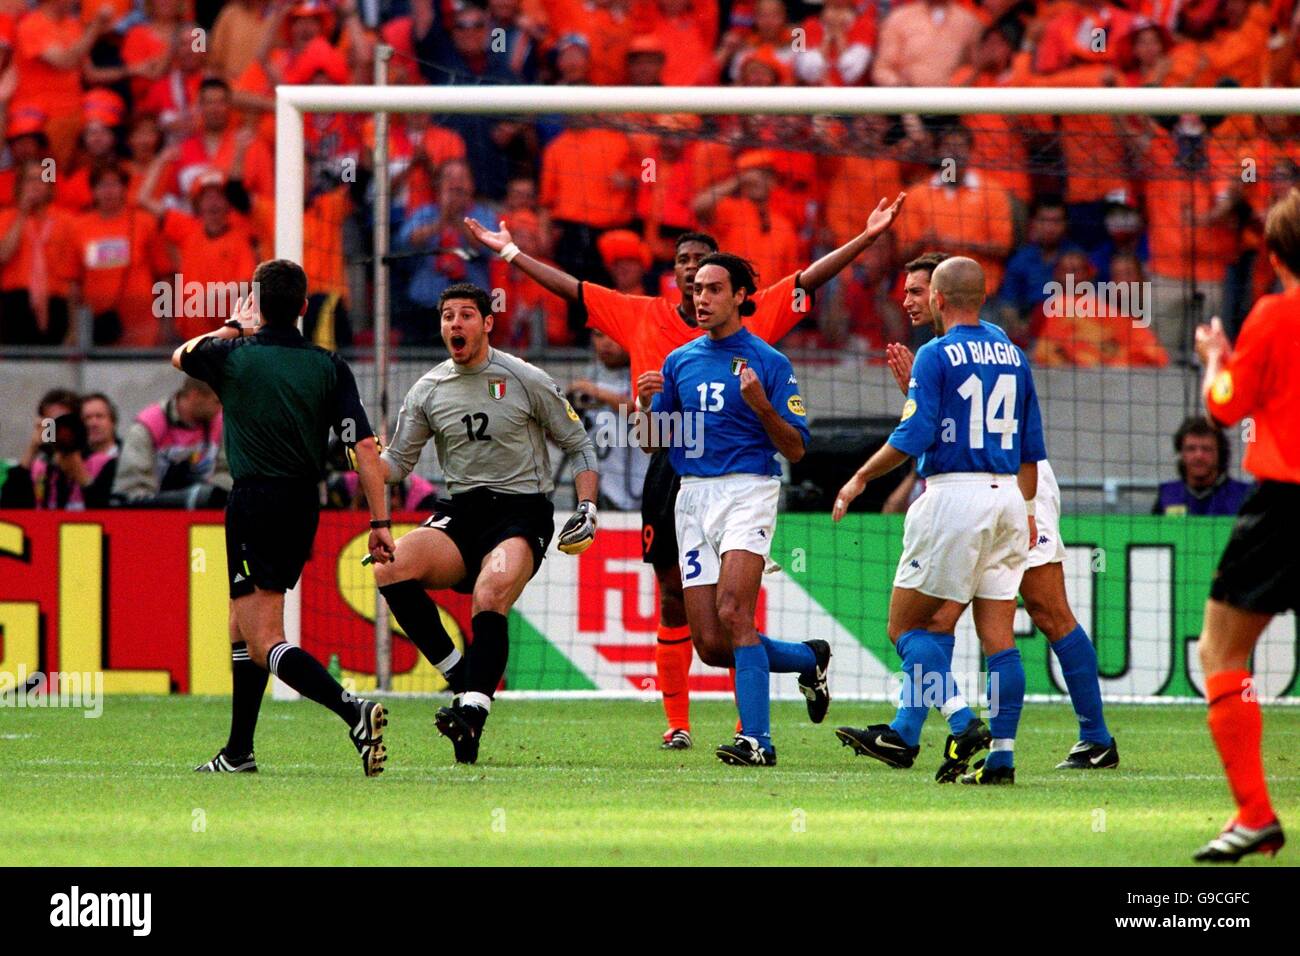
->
[267, 642, 357, 724]
[379, 579, 465, 693]
[465, 611, 509, 702]
[226, 641, 268, 757]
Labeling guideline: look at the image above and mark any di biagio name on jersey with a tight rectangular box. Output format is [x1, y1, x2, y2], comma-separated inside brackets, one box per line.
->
[940, 339, 1024, 368]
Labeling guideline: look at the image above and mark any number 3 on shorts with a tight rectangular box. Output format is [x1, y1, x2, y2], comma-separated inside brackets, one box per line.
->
[683, 549, 702, 581]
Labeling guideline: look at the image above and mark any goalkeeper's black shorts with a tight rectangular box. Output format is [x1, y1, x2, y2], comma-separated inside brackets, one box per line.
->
[640, 448, 681, 567]
[225, 477, 320, 599]
[421, 488, 555, 594]
[1209, 480, 1300, 615]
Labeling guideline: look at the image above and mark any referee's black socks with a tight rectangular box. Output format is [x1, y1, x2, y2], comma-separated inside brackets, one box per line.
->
[465, 611, 509, 707]
[266, 642, 358, 724]
[379, 580, 466, 693]
[227, 641, 267, 758]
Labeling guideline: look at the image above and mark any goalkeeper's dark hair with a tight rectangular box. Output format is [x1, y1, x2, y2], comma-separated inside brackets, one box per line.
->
[904, 252, 949, 277]
[698, 252, 758, 317]
[675, 231, 718, 253]
[1264, 187, 1300, 278]
[252, 259, 308, 326]
[438, 282, 493, 319]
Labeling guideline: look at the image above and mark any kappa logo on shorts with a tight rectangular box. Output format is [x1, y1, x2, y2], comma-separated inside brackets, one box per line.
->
[1038, 534, 1049, 546]
[757, 529, 766, 538]
[909, 559, 921, 569]
[488, 378, 506, 401]
[731, 357, 748, 376]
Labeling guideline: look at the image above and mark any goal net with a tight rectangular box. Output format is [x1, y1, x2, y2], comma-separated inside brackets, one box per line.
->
[279, 83, 1300, 704]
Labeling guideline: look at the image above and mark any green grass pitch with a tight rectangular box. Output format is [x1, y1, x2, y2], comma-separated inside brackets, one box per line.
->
[2, 697, 1296, 866]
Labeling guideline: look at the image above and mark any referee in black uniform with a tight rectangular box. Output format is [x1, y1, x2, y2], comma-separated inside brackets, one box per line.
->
[174, 259, 397, 776]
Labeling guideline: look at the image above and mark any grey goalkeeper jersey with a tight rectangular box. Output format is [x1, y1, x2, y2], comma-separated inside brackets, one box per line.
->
[382, 348, 598, 496]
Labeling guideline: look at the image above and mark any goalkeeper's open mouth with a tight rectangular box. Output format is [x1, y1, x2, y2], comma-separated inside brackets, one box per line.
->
[447, 332, 468, 358]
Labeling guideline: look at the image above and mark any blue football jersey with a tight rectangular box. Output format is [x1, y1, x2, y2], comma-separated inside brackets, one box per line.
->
[890, 322, 1046, 478]
[652, 327, 810, 478]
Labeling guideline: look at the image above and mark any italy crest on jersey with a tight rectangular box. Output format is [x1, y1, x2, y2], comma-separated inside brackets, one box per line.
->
[488, 378, 506, 401]
[730, 357, 748, 376]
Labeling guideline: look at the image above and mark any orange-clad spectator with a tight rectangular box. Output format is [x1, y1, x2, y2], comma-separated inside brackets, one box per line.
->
[54, 88, 126, 213]
[77, 0, 131, 25]
[287, 37, 364, 177]
[137, 20, 207, 138]
[637, 0, 718, 86]
[873, 0, 982, 86]
[488, 208, 570, 348]
[0, 160, 78, 344]
[0, 106, 50, 207]
[893, 123, 1014, 294]
[692, 150, 800, 288]
[486, 0, 545, 81]
[1031, 251, 1169, 367]
[636, 113, 702, 261]
[208, 0, 275, 81]
[551, 31, 592, 84]
[820, 116, 905, 248]
[139, 161, 258, 342]
[1114, 17, 1175, 86]
[716, 0, 793, 83]
[597, 228, 653, 294]
[793, 0, 876, 86]
[176, 77, 274, 200]
[1033, 1, 1134, 74]
[120, 0, 186, 103]
[733, 43, 792, 85]
[1139, 115, 1240, 357]
[364, 112, 468, 219]
[548, 0, 629, 84]
[70, 163, 164, 346]
[1166, 0, 1272, 87]
[540, 122, 636, 231]
[12, 0, 115, 165]
[624, 33, 666, 85]
[122, 113, 165, 206]
[302, 183, 351, 305]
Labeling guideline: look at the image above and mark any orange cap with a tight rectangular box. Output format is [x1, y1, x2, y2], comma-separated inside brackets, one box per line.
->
[83, 88, 127, 128]
[285, 36, 350, 84]
[736, 149, 777, 173]
[6, 105, 48, 140]
[188, 167, 227, 203]
[597, 229, 652, 269]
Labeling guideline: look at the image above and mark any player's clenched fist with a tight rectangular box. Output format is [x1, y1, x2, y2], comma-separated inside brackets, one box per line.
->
[636, 370, 664, 410]
[832, 473, 866, 522]
[738, 367, 768, 410]
[557, 500, 598, 554]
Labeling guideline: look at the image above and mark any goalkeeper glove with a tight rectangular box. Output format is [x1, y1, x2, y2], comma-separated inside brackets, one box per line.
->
[557, 500, 597, 555]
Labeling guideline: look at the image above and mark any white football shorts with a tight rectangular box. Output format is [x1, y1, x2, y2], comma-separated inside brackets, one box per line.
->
[675, 474, 780, 588]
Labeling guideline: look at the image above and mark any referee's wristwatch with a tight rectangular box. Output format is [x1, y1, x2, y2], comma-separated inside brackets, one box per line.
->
[370, 518, 392, 529]
[223, 319, 245, 337]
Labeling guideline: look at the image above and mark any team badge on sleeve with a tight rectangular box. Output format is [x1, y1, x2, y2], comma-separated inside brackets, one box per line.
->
[488, 378, 506, 401]
[731, 357, 748, 376]
[787, 395, 806, 416]
[900, 399, 917, 421]
[1210, 371, 1233, 405]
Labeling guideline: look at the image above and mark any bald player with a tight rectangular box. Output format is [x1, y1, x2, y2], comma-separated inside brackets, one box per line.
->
[370, 283, 599, 765]
[833, 257, 1043, 785]
[851, 252, 1116, 772]
[466, 194, 905, 749]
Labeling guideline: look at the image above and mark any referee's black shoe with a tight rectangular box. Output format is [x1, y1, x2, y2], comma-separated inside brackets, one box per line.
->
[349, 699, 388, 777]
[935, 718, 992, 783]
[1055, 737, 1119, 770]
[435, 700, 486, 764]
[194, 749, 257, 773]
[798, 640, 832, 723]
[835, 724, 919, 769]
[1194, 818, 1286, 863]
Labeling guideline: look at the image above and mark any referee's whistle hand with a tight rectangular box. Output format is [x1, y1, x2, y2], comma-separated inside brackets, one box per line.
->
[368, 528, 396, 565]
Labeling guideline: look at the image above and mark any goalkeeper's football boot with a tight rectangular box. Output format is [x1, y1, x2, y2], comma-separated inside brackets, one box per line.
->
[960, 758, 1015, 785]
[1055, 736, 1119, 770]
[194, 749, 257, 773]
[798, 639, 832, 724]
[1194, 818, 1285, 863]
[934, 717, 992, 782]
[835, 724, 919, 769]
[349, 698, 388, 777]
[435, 701, 486, 764]
[661, 728, 693, 750]
[715, 734, 776, 767]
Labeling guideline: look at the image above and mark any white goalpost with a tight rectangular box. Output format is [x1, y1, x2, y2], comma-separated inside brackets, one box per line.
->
[273, 83, 1300, 703]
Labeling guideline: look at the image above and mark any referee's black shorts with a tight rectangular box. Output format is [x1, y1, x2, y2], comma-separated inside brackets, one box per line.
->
[1210, 480, 1300, 615]
[640, 448, 680, 567]
[421, 488, 555, 595]
[225, 477, 320, 599]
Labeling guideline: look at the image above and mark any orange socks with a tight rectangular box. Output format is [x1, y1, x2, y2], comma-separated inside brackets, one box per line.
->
[656, 623, 693, 732]
[1206, 669, 1275, 829]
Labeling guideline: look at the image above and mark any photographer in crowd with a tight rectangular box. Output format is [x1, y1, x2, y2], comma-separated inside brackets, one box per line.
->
[1, 389, 119, 509]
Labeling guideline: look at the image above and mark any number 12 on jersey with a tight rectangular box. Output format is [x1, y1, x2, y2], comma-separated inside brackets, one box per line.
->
[956, 373, 1018, 450]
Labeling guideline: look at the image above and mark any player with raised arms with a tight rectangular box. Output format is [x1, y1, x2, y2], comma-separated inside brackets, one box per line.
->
[638, 252, 819, 767]
[832, 256, 1043, 785]
[465, 194, 904, 749]
[1189, 188, 1300, 862]
[838, 252, 1117, 771]
[369, 282, 600, 765]
[176, 259, 394, 776]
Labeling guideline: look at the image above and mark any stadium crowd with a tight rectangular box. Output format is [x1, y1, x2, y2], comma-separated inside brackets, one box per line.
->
[0, 0, 1298, 360]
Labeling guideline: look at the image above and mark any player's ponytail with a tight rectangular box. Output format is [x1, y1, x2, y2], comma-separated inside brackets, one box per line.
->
[698, 252, 759, 318]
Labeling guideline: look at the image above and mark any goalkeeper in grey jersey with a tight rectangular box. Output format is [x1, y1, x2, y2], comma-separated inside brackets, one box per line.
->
[370, 283, 599, 764]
